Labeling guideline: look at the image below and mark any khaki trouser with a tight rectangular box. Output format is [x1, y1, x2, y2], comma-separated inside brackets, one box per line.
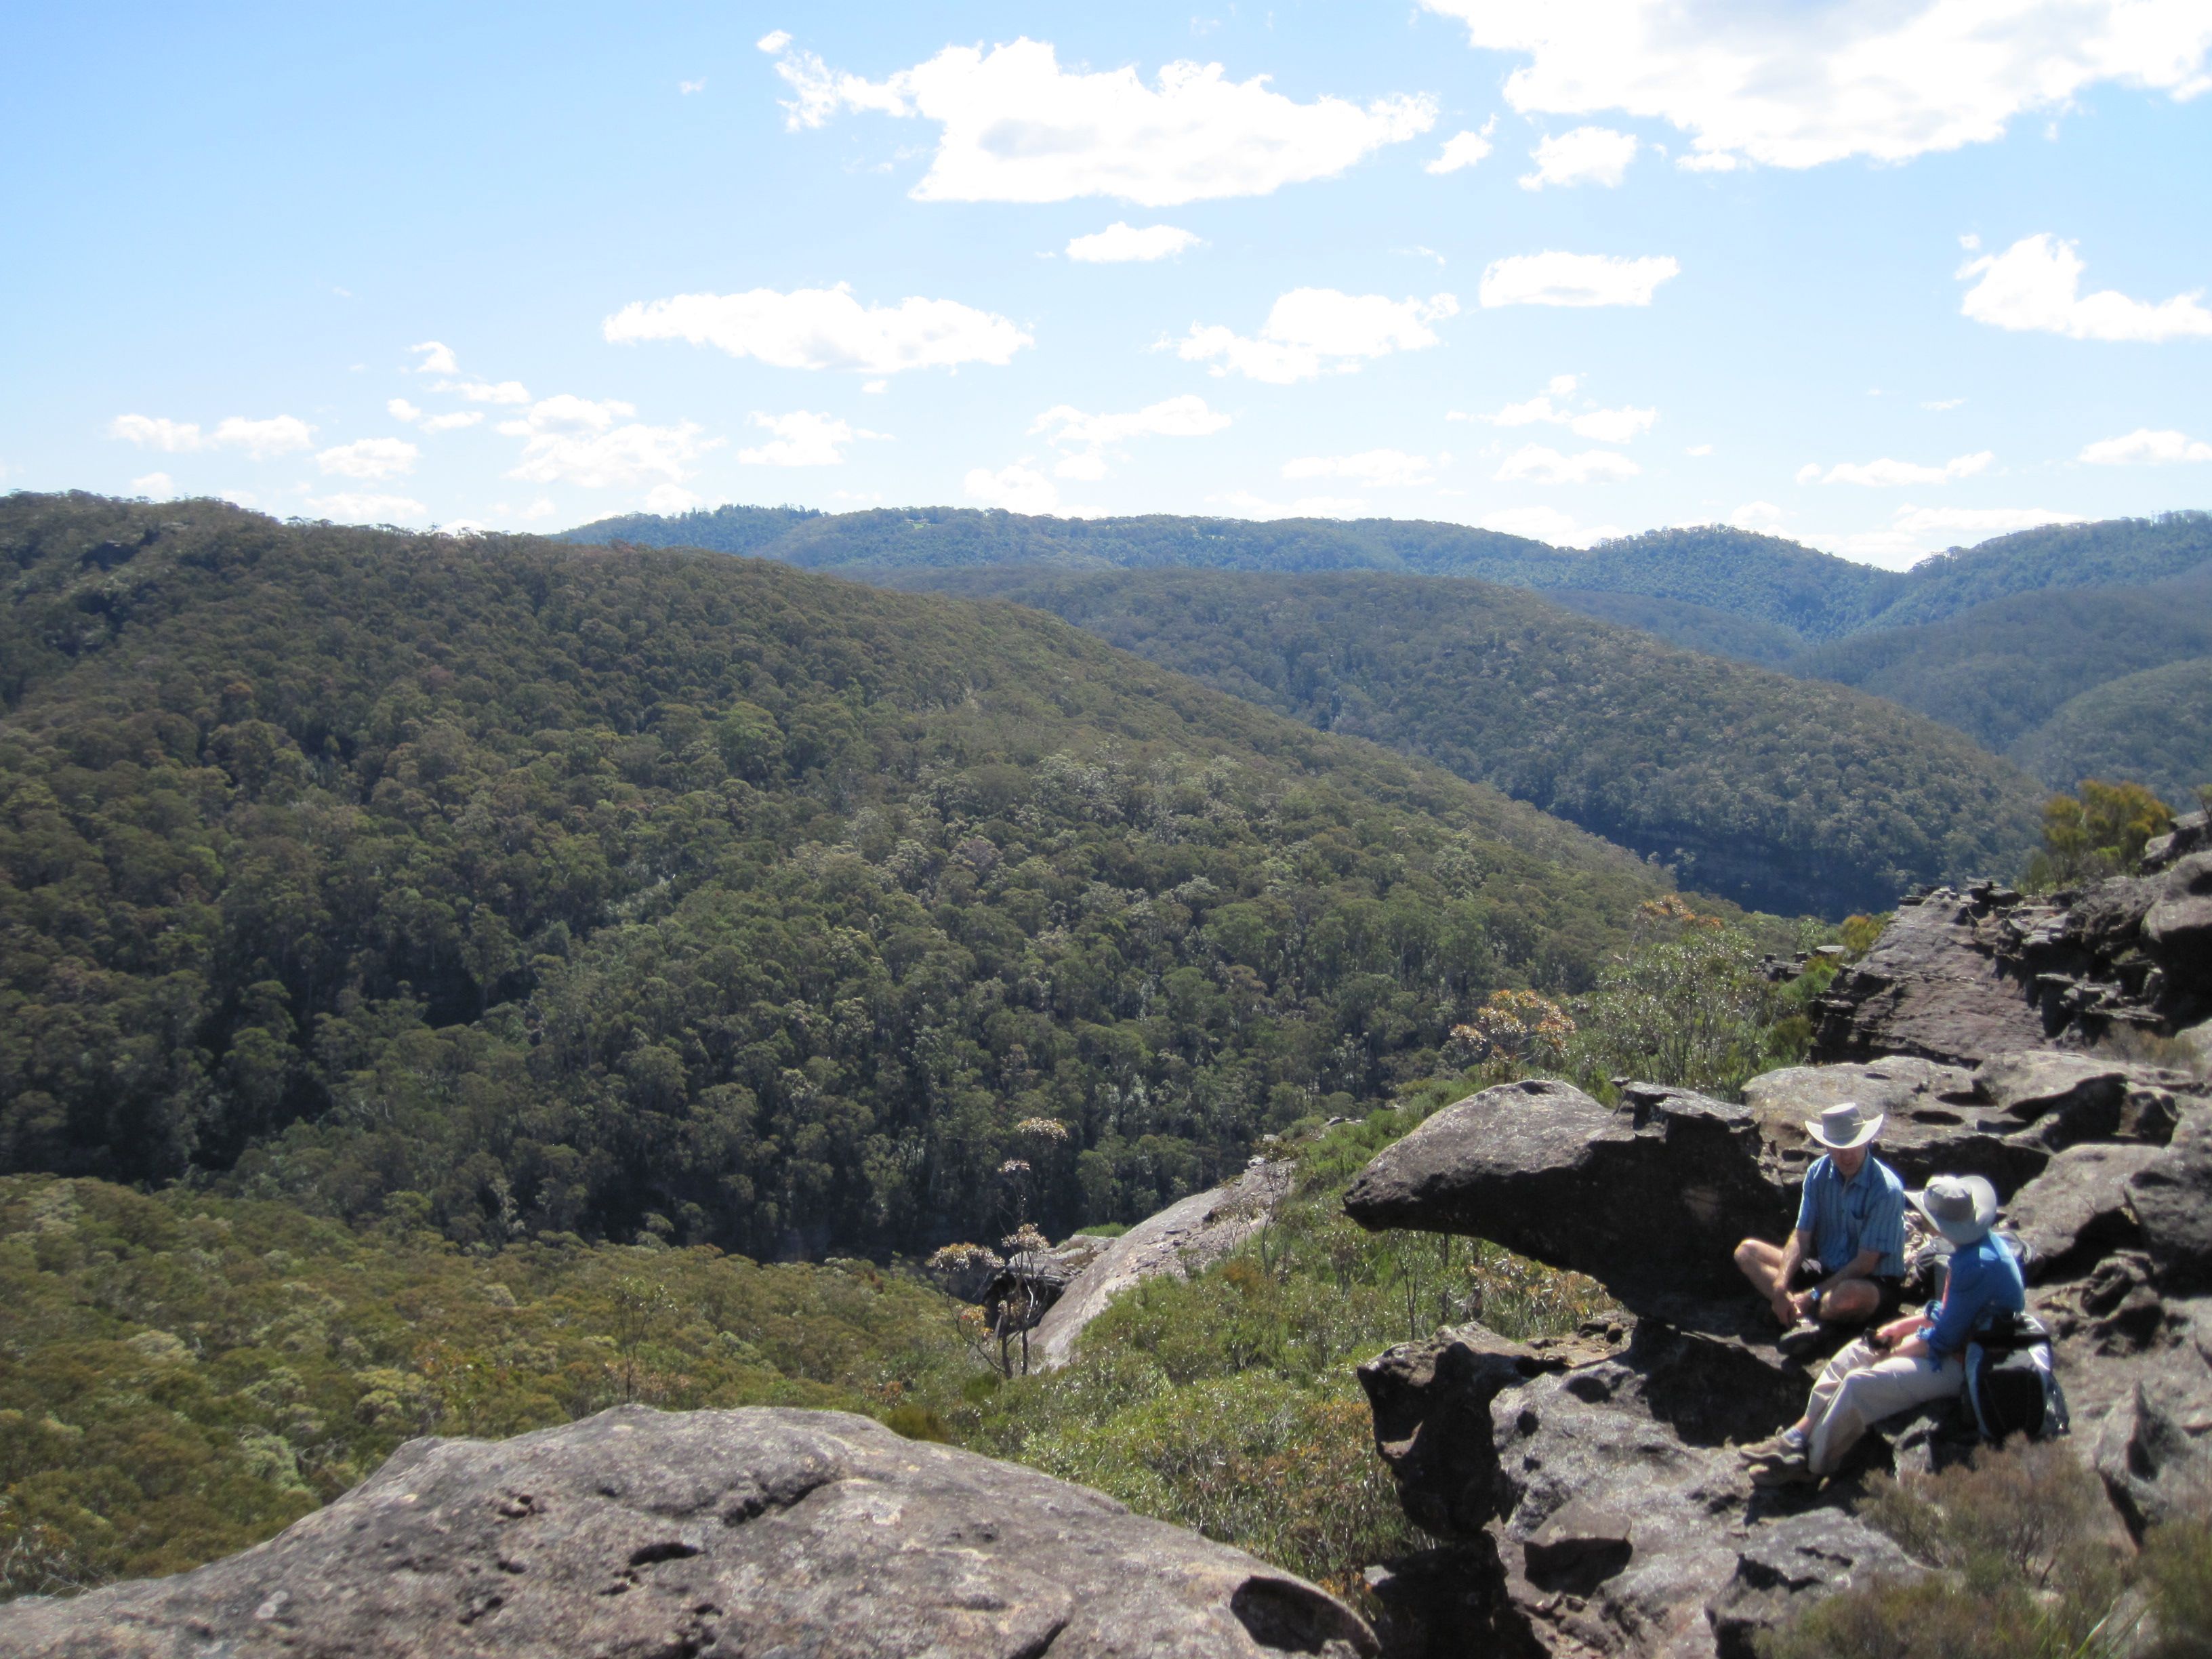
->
[1804, 1337, 1965, 1475]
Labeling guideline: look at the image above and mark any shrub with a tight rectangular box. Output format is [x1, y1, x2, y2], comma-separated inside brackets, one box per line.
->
[1761, 1441, 2137, 1659]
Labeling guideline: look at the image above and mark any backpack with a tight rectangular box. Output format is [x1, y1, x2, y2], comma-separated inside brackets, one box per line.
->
[1965, 1311, 2070, 1445]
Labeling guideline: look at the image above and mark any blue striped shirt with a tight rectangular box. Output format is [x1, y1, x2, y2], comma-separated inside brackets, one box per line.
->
[1795, 1154, 1907, 1277]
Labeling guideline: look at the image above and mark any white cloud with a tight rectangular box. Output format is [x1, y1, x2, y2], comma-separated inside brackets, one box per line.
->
[1427, 128, 1494, 173]
[1479, 251, 1679, 308]
[737, 409, 884, 466]
[1032, 394, 1229, 480]
[305, 491, 429, 524]
[110, 415, 203, 452]
[109, 413, 314, 459]
[1520, 125, 1636, 189]
[439, 377, 532, 405]
[645, 484, 703, 513]
[966, 464, 1065, 514]
[768, 36, 1435, 204]
[1466, 375, 1656, 441]
[1923, 397, 1967, 410]
[679, 79, 706, 95]
[1420, 0, 2212, 171]
[316, 437, 419, 480]
[1477, 504, 1624, 547]
[129, 472, 175, 497]
[1066, 222, 1202, 262]
[499, 394, 715, 489]
[390, 396, 482, 432]
[2078, 427, 2212, 464]
[757, 30, 792, 53]
[605, 283, 1032, 375]
[1958, 234, 2212, 342]
[1687, 443, 1714, 456]
[212, 416, 316, 458]
[1033, 394, 1232, 450]
[1801, 450, 1993, 486]
[1212, 490, 1370, 520]
[1494, 444, 1640, 483]
[1282, 449, 1435, 487]
[1178, 288, 1458, 382]
[409, 341, 458, 374]
[1729, 501, 1787, 531]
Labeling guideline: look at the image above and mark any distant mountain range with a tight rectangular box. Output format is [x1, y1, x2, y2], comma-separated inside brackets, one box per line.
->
[565, 503, 2212, 819]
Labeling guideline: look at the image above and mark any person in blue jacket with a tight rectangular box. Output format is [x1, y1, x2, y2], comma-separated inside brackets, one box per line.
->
[1742, 1173, 2026, 1486]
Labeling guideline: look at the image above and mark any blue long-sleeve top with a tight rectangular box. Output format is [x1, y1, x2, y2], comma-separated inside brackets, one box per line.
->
[1924, 1232, 2026, 1359]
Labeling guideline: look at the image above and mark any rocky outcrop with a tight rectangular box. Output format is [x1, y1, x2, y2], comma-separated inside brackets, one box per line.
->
[1346, 932, 2211, 1659]
[0, 1406, 1376, 1659]
[1029, 1158, 1292, 1370]
[1812, 875, 2209, 1067]
[1342, 1080, 1783, 1309]
[1356, 1327, 1916, 1658]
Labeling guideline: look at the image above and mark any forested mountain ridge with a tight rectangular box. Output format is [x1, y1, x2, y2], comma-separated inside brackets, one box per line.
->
[568, 504, 2211, 651]
[571, 504, 2212, 800]
[0, 492, 1669, 1261]
[562, 509, 1900, 642]
[893, 567, 2044, 916]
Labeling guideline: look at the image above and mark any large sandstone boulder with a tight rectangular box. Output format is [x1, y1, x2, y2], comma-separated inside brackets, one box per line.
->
[2129, 1105, 2212, 1291]
[2145, 851, 2212, 972]
[1341, 1080, 1782, 1308]
[1741, 1057, 2049, 1195]
[2005, 1143, 2163, 1279]
[0, 1406, 1374, 1659]
[1028, 1158, 1292, 1370]
[1811, 888, 2051, 1067]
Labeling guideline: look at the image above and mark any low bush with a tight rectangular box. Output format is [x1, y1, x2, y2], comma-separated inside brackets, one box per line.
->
[1763, 1439, 2212, 1659]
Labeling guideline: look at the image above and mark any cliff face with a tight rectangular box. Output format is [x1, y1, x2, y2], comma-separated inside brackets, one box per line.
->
[0, 1406, 1375, 1659]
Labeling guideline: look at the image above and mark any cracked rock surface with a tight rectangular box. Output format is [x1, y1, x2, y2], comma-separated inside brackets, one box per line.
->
[0, 1406, 1375, 1659]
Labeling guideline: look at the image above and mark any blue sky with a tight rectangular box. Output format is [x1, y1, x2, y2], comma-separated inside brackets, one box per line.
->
[5, 1, 2209, 567]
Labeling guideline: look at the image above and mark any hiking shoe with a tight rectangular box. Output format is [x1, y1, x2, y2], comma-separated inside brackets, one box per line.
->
[1776, 1321, 1829, 1359]
[1750, 1453, 1820, 1488]
[1737, 1432, 1805, 1465]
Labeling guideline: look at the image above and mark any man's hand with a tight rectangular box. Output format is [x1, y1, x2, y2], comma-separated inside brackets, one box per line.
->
[1869, 1315, 1922, 1350]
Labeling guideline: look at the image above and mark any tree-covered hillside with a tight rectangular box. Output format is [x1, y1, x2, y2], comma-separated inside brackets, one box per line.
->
[2010, 655, 2212, 801]
[1865, 510, 2212, 631]
[1796, 566, 2212, 787]
[1, 493, 1670, 1261]
[892, 567, 2043, 917]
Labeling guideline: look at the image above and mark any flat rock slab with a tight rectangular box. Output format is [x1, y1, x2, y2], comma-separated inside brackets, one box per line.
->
[0, 1406, 1374, 1659]
[1343, 1080, 1784, 1307]
[1030, 1158, 1292, 1370]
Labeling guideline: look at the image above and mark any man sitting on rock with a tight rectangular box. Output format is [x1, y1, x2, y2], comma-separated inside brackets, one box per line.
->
[1732, 1101, 1907, 1357]
[1743, 1174, 2026, 1486]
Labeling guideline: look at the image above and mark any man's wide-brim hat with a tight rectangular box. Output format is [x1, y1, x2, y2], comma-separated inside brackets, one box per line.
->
[1911, 1174, 2000, 1245]
[1806, 1100, 1885, 1150]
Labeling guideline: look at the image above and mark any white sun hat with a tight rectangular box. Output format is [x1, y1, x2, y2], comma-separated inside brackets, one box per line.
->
[1805, 1100, 1885, 1151]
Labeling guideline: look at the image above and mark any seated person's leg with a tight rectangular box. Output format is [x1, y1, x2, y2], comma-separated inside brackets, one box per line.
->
[1814, 1277, 1879, 1325]
[1734, 1237, 1795, 1324]
[1807, 1352, 1965, 1475]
